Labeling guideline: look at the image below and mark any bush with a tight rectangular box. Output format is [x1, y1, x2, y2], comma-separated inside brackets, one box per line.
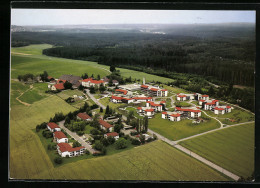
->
[42, 130, 53, 138]
[115, 138, 127, 149]
[101, 147, 107, 155]
[130, 131, 138, 136]
[107, 136, 115, 145]
[72, 141, 81, 148]
[131, 138, 141, 145]
[101, 137, 109, 147]
[47, 144, 52, 150]
[124, 135, 130, 140]
[36, 125, 41, 132]
[93, 140, 103, 151]
[90, 128, 99, 135]
[77, 131, 84, 136]
[153, 133, 157, 140]
[54, 157, 63, 164]
[146, 137, 154, 142]
[85, 150, 90, 155]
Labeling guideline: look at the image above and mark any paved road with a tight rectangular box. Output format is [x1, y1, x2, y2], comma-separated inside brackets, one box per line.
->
[58, 120, 98, 154]
[85, 89, 106, 109]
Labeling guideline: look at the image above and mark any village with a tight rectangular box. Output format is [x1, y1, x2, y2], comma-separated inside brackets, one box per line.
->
[34, 73, 234, 160]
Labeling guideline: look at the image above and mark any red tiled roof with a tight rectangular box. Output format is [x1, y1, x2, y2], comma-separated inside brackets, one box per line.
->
[141, 85, 149, 88]
[175, 107, 201, 113]
[111, 95, 122, 100]
[215, 107, 225, 111]
[226, 106, 231, 109]
[115, 89, 128, 95]
[121, 97, 134, 101]
[202, 95, 209, 97]
[170, 113, 180, 117]
[150, 88, 159, 91]
[137, 107, 142, 110]
[77, 112, 92, 120]
[54, 131, 67, 139]
[161, 89, 167, 91]
[105, 132, 119, 137]
[47, 122, 60, 129]
[134, 97, 153, 100]
[57, 143, 84, 153]
[199, 99, 205, 102]
[212, 100, 219, 103]
[177, 94, 187, 98]
[160, 101, 166, 103]
[162, 112, 167, 114]
[57, 79, 66, 83]
[145, 109, 154, 112]
[99, 120, 113, 128]
[54, 83, 65, 90]
[82, 78, 104, 84]
[151, 103, 162, 107]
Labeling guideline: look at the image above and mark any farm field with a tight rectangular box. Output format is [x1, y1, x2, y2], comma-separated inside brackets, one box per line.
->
[30, 140, 229, 181]
[179, 123, 254, 178]
[56, 89, 84, 100]
[10, 80, 30, 106]
[9, 95, 77, 179]
[205, 108, 254, 125]
[148, 113, 220, 141]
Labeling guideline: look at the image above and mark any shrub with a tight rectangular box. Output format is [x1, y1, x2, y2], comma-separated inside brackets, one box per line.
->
[153, 133, 157, 140]
[72, 141, 81, 148]
[131, 138, 141, 145]
[90, 128, 99, 135]
[115, 138, 127, 149]
[47, 144, 52, 150]
[146, 137, 154, 142]
[101, 137, 109, 147]
[42, 130, 53, 138]
[124, 135, 130, 140]
[85, 150, 90, 155]
[93, 140, 103, 151]
[77, 131, 84, 136]
[101, 147, 107, 155]
[54, 157, 63, 164]
[107, 136, 115, 145]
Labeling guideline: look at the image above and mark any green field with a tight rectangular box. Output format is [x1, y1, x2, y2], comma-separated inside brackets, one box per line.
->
[205, 108, 254, 125]
[29, 140, 229, 181]
[179, 123, 255, 178]
[56, 89, 84, 100]
[148, 113, 220, 141]
[175, 101, 192, 107]
[10, 80, 30, 106]
[162, 85, 192, 95]
[99, 97, 126, 110]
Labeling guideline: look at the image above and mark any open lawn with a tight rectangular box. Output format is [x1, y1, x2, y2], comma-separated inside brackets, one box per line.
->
[125, 107, 144, 119]
[148, 113, 220, 141]
[155, 98, 172, 108]
[179, 123, 254, 178]
[205, 108, 254, 125]
[175, 101, 192, 107]
[30, 140, 229, 181]
[18, 82, 49, 104]
[56, 89, 84, 100]
[162, 85, 192, 95]
[99, 97, 126, 110]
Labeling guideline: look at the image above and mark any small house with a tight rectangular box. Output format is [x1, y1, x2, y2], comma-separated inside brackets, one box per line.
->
[47, 122, 61, 132]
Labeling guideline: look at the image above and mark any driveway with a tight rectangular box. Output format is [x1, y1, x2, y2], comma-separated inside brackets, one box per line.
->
[58, 120, 98, 154]
[85, 89, 106, 109]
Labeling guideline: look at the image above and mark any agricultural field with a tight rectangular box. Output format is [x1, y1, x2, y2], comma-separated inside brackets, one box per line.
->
[9, 95, 77, 179]
[205, 108, 254, 125]
[30, 140, 229, 181]
[10, 80, 30, 106]
[179, 123, 255, 178]
[148, 113, 220, 141]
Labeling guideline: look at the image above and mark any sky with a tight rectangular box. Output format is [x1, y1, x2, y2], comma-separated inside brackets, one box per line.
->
[11, 9, 255, 26]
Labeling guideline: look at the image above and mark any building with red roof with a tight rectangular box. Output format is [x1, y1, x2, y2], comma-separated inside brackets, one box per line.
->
[57, 143, 85, 157]
[203, 99, 219, 110]
[104, 132, 119, 140]
[81, 77, 105, 88]
[175, 107, 201, 118]
[161, 111, 181, 121]
[51, 83, 65, 91]
[146, 101, 163, 112]
[140, 84, 168, 97]
[53, 131, 68, 143]
[214, 105, 232, 114]
[115, 89, 128, 95]
[99, 120, 113, 132]
[77, 112, 92, 121]
[47, 122, 61, 132]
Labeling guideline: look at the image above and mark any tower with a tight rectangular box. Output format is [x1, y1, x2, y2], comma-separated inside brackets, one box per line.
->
[143, 77, 145, 85]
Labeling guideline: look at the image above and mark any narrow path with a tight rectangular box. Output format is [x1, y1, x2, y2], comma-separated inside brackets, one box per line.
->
[57, 120, 98, 154]
[15, 84, 33, 106]
[206, 80, 220, 88]
[85, 89, 106, 109]
[202, 110, 224, 128]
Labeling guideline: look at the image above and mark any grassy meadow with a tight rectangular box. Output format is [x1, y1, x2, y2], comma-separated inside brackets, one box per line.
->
[29, 140, 229, 181]
[148, 113, 220, 141]
[179, 123, 255, 178]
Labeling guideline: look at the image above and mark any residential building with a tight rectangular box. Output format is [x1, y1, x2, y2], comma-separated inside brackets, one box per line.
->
[99, 120, 113, 132]
[59, 74, 82, 88]
[214, 106, 232, 114]
[140, 84, 168, 97]
[176, 93, 195, 101]
[104, 132, 119, 140]
[175, 107, 201, 118]
[115, 89, 128, 95]
[47, 122, 61, 132]
[57, 143, 85, 157]
[77, 112, 92, 121]
[146, 101, 163, 112]
[203, 99, 219, 110]
[161, 111, 181, 121]
[51, 83, 65, 91]
[81, 78, 105, 88]
[53, 131, 68, 143]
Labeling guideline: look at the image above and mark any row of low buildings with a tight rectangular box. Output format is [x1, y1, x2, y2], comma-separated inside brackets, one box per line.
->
[161, 107, 202, 122]
[46, 113, 121, 158]
[48, 75, 119, 91]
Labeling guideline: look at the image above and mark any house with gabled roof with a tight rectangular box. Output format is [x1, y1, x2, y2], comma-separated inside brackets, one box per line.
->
[51, 83, 65, 91]
[104, 132, 119, 140]
[81, 77, 105, 88]
[175, 107, 201, 118]
[161, 111, 181, 121]
[115, 89, 128, 95]
[53, 131, 68, 143]
[146, 101, 163, 112]
[77, 112, 92, 121]
[57, 143, 85, 157]
[99, 120, 113, 132]
[47, 122, 61, 132]
[214, 105, 232, 114]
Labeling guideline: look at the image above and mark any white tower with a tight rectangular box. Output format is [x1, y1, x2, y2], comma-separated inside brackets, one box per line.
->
[143, 77, 145, 85]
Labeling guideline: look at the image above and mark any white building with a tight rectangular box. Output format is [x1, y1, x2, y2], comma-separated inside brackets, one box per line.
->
[214, 106, 232, 114]
[53, 131, 68, 143]
[47, 122, 61, 132]
[81, 78, 105, 87]
[161, 111, 181, 121]
[175, 107, 201, 118]
[99, 120, 113, 132]
[57, 143, 85, 157]
[146, 101, 163, 112]
[176, 93, 195, 101]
